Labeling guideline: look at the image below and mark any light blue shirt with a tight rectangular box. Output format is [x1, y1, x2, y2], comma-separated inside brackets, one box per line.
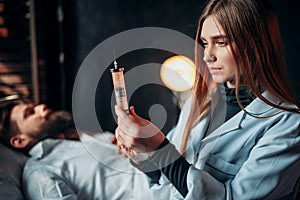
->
[22, 132, 172, 200]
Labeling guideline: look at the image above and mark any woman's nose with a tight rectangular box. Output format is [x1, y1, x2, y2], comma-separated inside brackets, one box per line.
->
[203, 47, 216, 62]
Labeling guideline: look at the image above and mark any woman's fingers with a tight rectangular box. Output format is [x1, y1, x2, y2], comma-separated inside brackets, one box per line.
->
[115, 105, 147, 139]
[115, 104, 166, 153]
[115, 126, 135, 149]
[115, 127, 125, 146]
[115, 105, 138, 135]
[110, 135, 117, 144]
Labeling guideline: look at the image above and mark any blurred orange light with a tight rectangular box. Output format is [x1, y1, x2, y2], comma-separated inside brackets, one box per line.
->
[160, 55, 195, 92]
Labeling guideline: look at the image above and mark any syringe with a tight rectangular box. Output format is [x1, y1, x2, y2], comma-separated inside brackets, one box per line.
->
[110, 59, 129, 113]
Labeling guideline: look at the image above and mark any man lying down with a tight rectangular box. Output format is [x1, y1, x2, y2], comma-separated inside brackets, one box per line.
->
[0, 97, 172, 200]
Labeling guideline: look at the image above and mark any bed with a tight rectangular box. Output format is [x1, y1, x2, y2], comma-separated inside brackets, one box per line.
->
[0, 142, 27, 200]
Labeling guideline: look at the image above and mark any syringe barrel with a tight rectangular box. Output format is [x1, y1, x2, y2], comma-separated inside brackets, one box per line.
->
[110, 67, 129, 113]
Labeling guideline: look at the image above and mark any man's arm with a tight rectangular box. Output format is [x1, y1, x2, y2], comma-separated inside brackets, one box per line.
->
[23, 166, 78, 200]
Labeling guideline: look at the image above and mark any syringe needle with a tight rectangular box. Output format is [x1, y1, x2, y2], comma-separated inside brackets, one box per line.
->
[113, 50, 118, 69]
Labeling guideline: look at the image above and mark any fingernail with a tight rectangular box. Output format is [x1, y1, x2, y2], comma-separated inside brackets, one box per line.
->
[130, 106, 134, 113]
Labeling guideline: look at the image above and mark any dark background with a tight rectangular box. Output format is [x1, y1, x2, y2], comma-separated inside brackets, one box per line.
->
[35, 0, 300, 132]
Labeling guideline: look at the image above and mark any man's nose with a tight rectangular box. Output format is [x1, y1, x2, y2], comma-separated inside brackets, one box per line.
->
[34, 104, 48, 117]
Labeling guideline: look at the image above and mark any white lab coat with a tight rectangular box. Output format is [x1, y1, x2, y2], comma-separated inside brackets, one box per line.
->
[156, 85, 300, 199]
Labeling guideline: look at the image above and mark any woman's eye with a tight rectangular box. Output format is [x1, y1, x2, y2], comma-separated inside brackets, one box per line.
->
[201, 41, 208, 48]
[217, 41, 228, 46]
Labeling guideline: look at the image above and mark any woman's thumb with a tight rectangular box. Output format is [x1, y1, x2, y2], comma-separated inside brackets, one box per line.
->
[129, 106, 146, 124]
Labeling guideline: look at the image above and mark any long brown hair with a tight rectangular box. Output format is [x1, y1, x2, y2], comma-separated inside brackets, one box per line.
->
[180, 0, 300, 154]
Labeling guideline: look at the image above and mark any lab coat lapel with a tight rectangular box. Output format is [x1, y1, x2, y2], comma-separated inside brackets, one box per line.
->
[202, 91, 279, 144]
[197, 92, 243, 158]
[193, 89, 282, 165]
[191, 85, 243, 160]
[205, 84, 242, 137]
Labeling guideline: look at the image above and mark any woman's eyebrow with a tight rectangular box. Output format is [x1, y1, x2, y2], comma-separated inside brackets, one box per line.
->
[200, 35, 227, 40]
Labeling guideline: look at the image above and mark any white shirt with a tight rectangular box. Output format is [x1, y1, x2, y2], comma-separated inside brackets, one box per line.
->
[22, 132, 172, 200]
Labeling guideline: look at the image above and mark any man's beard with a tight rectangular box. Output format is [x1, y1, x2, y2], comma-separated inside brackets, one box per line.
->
[44, 111, 75, 137]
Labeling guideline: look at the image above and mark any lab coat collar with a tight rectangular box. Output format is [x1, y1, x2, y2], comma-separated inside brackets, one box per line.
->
[245, 92, 281, 115]
[204, 88, 281, 141]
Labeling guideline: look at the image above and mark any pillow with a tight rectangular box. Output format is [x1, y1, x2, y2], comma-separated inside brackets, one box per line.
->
[0, 142, 27, 200]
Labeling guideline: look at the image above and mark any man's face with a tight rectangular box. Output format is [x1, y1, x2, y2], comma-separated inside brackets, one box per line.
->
[9, 103, 73, 143]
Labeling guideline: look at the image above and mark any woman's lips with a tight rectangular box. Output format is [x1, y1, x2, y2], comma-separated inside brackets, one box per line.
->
[209, 67, 223, 74]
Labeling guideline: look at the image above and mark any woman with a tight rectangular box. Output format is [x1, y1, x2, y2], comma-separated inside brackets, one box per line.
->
[115, 0, 300, 199]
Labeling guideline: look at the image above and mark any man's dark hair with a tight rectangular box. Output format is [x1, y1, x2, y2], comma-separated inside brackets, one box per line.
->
[0, 93, 26, 147]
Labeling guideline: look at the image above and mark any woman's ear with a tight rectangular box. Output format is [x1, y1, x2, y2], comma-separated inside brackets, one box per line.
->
[10, 134, 31, 149]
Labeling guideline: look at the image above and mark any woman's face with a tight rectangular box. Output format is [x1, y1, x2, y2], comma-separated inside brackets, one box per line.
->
[200, 16, 237, 88]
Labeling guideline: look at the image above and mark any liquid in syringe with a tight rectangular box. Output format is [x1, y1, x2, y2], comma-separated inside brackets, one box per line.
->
[110, 59, 129, 113]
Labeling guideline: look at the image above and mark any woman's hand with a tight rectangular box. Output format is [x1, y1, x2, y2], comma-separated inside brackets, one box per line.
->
[114, 105, 165, 162]
[110, 135, 128, 157]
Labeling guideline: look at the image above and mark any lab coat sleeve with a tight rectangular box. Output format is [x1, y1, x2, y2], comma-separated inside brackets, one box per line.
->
[23, 166, 78, 200]
[185, 113, 300, 199]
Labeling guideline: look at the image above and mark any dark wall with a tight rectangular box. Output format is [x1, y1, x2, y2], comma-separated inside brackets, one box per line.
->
[40, 0, 300, 132]
[270, 0, 300, 102]
[62, 0, 202, 132]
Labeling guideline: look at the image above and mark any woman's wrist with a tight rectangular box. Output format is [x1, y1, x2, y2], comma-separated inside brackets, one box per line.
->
[146, 132, 166, 152]
[131, 137, 169, 164]
[130, 152, 152, 164]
